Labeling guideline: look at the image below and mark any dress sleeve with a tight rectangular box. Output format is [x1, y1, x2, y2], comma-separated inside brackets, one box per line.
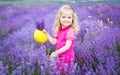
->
[66, 28, 76, 41]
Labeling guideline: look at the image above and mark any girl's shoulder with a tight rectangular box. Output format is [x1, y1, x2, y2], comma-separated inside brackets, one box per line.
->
[66, 27, 76, 35]
[67, 27, 75, 32]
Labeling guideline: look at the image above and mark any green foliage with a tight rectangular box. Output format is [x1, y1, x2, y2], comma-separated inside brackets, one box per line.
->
[116, 43, 120, 55]
[46, 48, 55, 56]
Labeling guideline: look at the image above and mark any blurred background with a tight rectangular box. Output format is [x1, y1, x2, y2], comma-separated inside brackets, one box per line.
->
[0, 1, 120, 75]
[0, 0, 120, 4]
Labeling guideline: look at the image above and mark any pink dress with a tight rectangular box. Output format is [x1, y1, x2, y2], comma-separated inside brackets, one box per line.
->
[55, 26, 76, 70]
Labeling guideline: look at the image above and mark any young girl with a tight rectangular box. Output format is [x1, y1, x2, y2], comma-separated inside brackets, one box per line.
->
[46, 5, 79, 71]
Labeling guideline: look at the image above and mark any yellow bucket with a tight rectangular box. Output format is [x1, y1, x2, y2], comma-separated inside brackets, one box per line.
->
[34, 29, 48, 44]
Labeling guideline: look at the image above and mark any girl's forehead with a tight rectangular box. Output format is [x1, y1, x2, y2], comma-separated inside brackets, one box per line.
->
[61, 10, 73, 15]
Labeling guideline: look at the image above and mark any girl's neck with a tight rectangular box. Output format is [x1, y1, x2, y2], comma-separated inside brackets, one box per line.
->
[59, 25, 71, 31]
[61, 25, 71, 29]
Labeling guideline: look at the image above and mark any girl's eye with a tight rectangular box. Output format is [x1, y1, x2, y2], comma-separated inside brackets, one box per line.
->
[68, 17, 72, 19]
[62, 16, 65, 18]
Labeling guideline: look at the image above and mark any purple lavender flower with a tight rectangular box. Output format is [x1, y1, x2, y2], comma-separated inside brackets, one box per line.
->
[0, 4, 120, 75]
[35, 18, 44, 30]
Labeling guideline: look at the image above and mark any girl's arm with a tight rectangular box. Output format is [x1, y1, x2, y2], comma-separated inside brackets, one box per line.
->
[47, 33, 57, 45]
[56, 39, 72, 54]
[50, 39, 72, 58]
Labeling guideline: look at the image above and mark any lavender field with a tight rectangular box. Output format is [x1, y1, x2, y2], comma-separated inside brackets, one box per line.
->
[0, 3, 120, 75]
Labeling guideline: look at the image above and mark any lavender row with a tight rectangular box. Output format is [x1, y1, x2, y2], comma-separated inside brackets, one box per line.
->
[0, 3, 120, 75]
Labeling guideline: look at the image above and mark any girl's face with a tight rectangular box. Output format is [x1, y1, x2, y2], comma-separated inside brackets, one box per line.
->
[60, 10, 73, 28]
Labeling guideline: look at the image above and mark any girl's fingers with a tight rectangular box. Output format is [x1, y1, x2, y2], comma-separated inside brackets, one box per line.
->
[49, 56, 54, 60]
[49, 51, 58, 60]
[43, 29, 46, 33]
[43, 29, 49, 36]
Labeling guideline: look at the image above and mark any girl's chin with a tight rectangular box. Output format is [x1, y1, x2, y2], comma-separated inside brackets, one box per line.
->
[62, 25, 70, 27]
[62, 25, 70, 28]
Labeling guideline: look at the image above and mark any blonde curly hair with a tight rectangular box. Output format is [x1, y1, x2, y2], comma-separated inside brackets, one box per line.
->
[53, 5, 79, 35]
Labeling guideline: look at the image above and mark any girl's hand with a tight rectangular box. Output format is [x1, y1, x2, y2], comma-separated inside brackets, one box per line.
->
[49, 51, 58, 59]
[43, 29, 50, 37]
[43, 29, 46, 33]
[43, 29, 47, 34]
